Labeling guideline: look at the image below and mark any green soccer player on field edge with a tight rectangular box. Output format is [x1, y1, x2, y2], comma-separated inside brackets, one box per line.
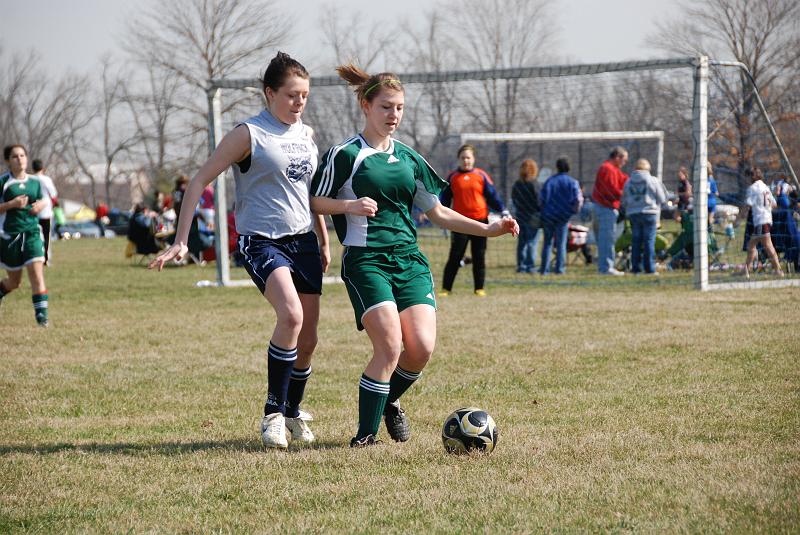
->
[0, 144, 50, 327]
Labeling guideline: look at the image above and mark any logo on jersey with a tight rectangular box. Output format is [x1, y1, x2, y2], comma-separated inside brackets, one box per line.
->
[287, 157, 313, 182]
[387, 155, 400, 164]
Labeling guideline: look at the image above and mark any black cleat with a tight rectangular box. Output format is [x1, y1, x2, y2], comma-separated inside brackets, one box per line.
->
[383, 400, 410, 442]
[350, 434, 380, 448]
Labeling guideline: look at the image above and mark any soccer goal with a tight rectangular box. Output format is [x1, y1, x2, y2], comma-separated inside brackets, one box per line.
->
[205, 55, 799, 290]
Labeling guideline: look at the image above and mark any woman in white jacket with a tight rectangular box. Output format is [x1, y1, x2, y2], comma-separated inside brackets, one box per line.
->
[622, 159, 666, 274]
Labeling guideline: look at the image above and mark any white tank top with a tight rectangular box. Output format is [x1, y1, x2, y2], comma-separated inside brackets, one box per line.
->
[233, 109, 318, 238]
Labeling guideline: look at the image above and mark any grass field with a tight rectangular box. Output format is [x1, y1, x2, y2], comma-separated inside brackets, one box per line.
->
[1, 237, 798, 533]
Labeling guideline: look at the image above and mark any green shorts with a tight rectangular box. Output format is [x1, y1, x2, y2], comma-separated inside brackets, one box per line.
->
[341, 244, 437, 330]
[0, 229, 45, 271]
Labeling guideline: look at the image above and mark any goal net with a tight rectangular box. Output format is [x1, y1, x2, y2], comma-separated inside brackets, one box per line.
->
[206, 56, 799, 290]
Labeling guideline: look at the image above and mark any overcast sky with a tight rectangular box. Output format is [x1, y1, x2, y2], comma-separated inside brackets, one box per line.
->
[3, 0, 681, 76]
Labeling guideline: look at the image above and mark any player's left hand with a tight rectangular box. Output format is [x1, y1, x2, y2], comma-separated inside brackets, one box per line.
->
[487, 216, 519, 237]
[29, 199, 45, 216]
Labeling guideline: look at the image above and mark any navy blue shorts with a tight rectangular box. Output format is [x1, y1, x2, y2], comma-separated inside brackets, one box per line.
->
[238, 231, 323, 295]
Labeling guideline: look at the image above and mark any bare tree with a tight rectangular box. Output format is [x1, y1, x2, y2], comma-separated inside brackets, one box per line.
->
[303, 3, 394, 149]
[0, 49, 86, 167]
[443, 0, 558, 134]
[397, 10, 459, 166]
[654, 0, 800, 187]
[69, 58, 140, 208]
[124, 60, 194, 194]
[123, 0, 290, 138]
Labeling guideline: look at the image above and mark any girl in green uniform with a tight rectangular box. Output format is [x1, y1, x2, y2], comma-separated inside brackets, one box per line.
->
[0, 144, 50, 326]
[310, 64, 519, 447]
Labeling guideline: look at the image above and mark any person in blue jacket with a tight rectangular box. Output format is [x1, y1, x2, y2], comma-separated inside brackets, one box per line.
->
[539, 157, 583, 275]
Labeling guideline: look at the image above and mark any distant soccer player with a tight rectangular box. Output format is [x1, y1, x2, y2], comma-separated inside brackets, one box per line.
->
[0, 145, 50, 326]
[150, 52, 330, 449]
[738, 167, 784, 279]
[310, 64, 518, 447]
[31, 159, 58, 265]
[439, 144, 508, 296]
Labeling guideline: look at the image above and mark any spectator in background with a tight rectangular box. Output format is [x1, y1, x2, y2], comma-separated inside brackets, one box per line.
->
[539, 157, 582, 275]
[172, 174, 189, 218]
[772, 173, 793, 209]
[622, 159, 666, 275]
[95, 202, 109, 237]
[511, 159, 540, 273]
[127, 202, 161, 255]
[199, 184, 215, 230]
[676, 166, 692, 212]
[52, 198, 66, 237]
[592, 146, 628, 276]
[31, 159, 57, 264]
[707, 161, 719, 224]
[738, 167, 783, 279]
[440, 144, 508, 296]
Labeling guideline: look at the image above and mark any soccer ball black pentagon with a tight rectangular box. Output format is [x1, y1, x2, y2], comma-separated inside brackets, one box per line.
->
[441, 407, 498, 454]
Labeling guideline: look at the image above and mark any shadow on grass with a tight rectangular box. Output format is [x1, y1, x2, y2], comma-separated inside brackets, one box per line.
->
[0, 438, 345, 456]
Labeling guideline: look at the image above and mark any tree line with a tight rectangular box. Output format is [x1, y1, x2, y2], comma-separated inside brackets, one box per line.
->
[0, 0, 797, 209]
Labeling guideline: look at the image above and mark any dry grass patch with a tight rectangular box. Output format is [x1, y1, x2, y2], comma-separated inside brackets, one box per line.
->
[1, 238, 798, 532]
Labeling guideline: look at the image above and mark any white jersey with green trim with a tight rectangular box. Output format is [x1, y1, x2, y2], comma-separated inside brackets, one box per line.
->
[311, 135, 447, 248]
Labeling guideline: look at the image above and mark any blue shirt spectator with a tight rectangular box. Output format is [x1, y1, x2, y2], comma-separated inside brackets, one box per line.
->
[540, 169, 582, 226]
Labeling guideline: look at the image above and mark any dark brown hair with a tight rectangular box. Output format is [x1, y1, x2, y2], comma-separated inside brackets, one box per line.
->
[335, 63, 403, 103]
[3, 144, 27, 161]
[262, 52, 309, 92]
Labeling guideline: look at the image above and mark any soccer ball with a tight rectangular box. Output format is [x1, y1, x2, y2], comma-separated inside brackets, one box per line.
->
[441, 407, 498, 454]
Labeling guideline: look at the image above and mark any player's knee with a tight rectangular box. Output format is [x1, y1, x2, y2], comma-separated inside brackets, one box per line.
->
[4, 278, 21, 291]
[375, 337, 403, 365]
[297, 333, 317, 358]
[405, 342, 434, 368]
[276, 306, 303, 335]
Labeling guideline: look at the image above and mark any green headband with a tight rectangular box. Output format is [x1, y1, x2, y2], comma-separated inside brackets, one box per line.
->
[363, 79, 402, 97]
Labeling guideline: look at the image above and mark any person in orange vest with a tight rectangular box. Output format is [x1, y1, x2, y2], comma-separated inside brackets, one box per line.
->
[439, 144, 508, 296]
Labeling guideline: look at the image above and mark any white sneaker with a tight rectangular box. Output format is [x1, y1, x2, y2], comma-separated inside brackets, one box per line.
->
[297, 409, 314, 421]
[606, 268, 625, 276]
[285, 417, 315, 444]
[260, 413, 288, 449]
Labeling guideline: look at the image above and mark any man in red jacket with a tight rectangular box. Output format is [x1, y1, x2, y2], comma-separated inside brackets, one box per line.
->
[591, 147, 628, 275]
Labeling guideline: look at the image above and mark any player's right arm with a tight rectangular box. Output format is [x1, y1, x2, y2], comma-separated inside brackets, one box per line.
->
[309, 143, 376, 217]
[0, 195, 29, 214]
[149, 125, 250, 271]
[310, 196, 377, 217]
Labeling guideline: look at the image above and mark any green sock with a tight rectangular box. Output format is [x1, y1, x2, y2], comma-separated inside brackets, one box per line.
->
[388, 366, 421, 405]
[32, 292, 48, 324]
[357, 374, 389, 439]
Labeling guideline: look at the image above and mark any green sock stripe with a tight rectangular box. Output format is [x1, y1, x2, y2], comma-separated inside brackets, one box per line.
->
[357, 374, 389, 438]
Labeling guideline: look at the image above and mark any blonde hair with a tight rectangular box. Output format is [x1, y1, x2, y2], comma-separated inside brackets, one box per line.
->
[634, 159, 651, 171]
[335, 63, 403, 103]
[519, 159, 538, 182]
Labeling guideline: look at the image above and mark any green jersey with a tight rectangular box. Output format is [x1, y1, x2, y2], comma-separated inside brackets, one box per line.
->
[311, 135, 447, 248]
[0, 173, 43, 234]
